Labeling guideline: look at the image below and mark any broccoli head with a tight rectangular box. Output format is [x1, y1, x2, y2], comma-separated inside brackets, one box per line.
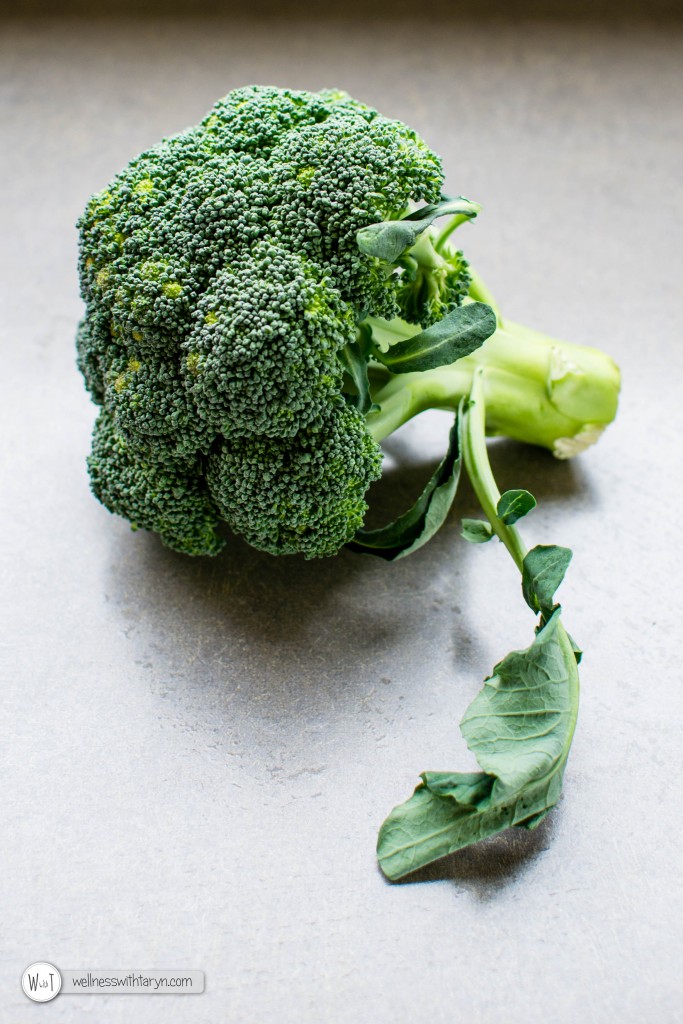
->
[77, 85, 461, 556]
[77, 84, 619, 558]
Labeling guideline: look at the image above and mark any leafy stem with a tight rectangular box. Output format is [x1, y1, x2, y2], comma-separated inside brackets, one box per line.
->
[374, 369, 581, 881]
[462, 367, 527, 573]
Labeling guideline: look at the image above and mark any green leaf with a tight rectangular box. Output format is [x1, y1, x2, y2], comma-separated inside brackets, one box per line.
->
[373, 303, 496, 375]
[459, 614, 575, 793]
[356, 196, 480, 263]
[348, 414, 461, 561]
[516, 808, 551, 830]
[420, 771, 494, 806]
[461, 518, 493, 544]
[356, 221, 420, 264]
[402, 195, 481, 225]
[566, 631, 583, 665]
[338, 326, 378, 416]
[376, 610, 579, 880]
[497, 488, 536, 525]
[522, 544, 573, 617]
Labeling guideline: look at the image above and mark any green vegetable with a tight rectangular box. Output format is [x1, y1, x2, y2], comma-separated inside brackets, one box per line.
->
[76, 85, 620, 877]
[371, 303, 496, 374]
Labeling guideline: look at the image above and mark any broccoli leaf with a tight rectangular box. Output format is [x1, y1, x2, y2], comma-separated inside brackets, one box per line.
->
[357, 196, 480, 263]
[372, 303, 496, 375]
[339, 326, 379, 416]
[497, 488, 536, 525]
[376, 610, 579, 880]
[566, 632, 583, 665]
[461, 518, 493, 543]
[348, 414, 461, 560]
[522, 544, 573, 618]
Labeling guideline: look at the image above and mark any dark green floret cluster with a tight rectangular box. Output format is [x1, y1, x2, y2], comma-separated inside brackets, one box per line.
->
[77, 85, 460, 556]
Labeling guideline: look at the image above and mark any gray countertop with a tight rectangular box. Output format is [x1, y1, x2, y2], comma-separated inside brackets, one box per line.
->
[2, 12, 682, 1023]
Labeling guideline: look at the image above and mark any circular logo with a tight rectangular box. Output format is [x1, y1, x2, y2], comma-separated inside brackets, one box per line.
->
[21, 962, 62, 1002]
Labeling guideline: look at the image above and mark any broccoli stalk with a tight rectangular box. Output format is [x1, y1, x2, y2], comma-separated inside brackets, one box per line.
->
[366, 304, 619, 455]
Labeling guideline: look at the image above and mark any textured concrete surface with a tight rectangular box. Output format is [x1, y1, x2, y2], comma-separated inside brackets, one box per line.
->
[1, 13, 682, 1023]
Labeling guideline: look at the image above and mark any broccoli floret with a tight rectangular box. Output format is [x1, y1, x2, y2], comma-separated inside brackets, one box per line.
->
[183, 240, 354, 439]
[105, 351, 214, 459]
[206, 403, 382, 558]
[77, 85, 619, 559]
[76, 307, 123, 403]
[88, 411, 223, 556]
[395, 231, 471, 327]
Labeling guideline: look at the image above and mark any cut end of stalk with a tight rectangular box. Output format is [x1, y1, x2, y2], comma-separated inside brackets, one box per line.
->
[546, 345, 621, 428]
[552, 423, 606, 460]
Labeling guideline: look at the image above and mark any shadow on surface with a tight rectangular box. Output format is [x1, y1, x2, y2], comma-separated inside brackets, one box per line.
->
[371, 431, 587, 526]
[386, 810, 558, 897]
[101, 459, 463, 728]
[105, 434, 586, 639]
[101, 434, 591, 727]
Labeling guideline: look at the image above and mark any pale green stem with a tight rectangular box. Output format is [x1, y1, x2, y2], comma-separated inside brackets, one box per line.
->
[462, 368, 527, 572]
[366, 313, 620, 458]
[434, 213, 475, 251]
[462, 369, 580, 765]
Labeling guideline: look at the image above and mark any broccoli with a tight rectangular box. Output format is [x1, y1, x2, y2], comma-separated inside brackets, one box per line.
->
[76, 85, 620, 879]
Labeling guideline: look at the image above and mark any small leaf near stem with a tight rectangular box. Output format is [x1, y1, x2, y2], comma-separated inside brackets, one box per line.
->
[522, 544, 573, 619]
[373, 303, 496, 375]
[497, 489, 536, 526]
[357, 196, 480, 263]
[461, 519, 493, 544]
[338, 324, 379, 416]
